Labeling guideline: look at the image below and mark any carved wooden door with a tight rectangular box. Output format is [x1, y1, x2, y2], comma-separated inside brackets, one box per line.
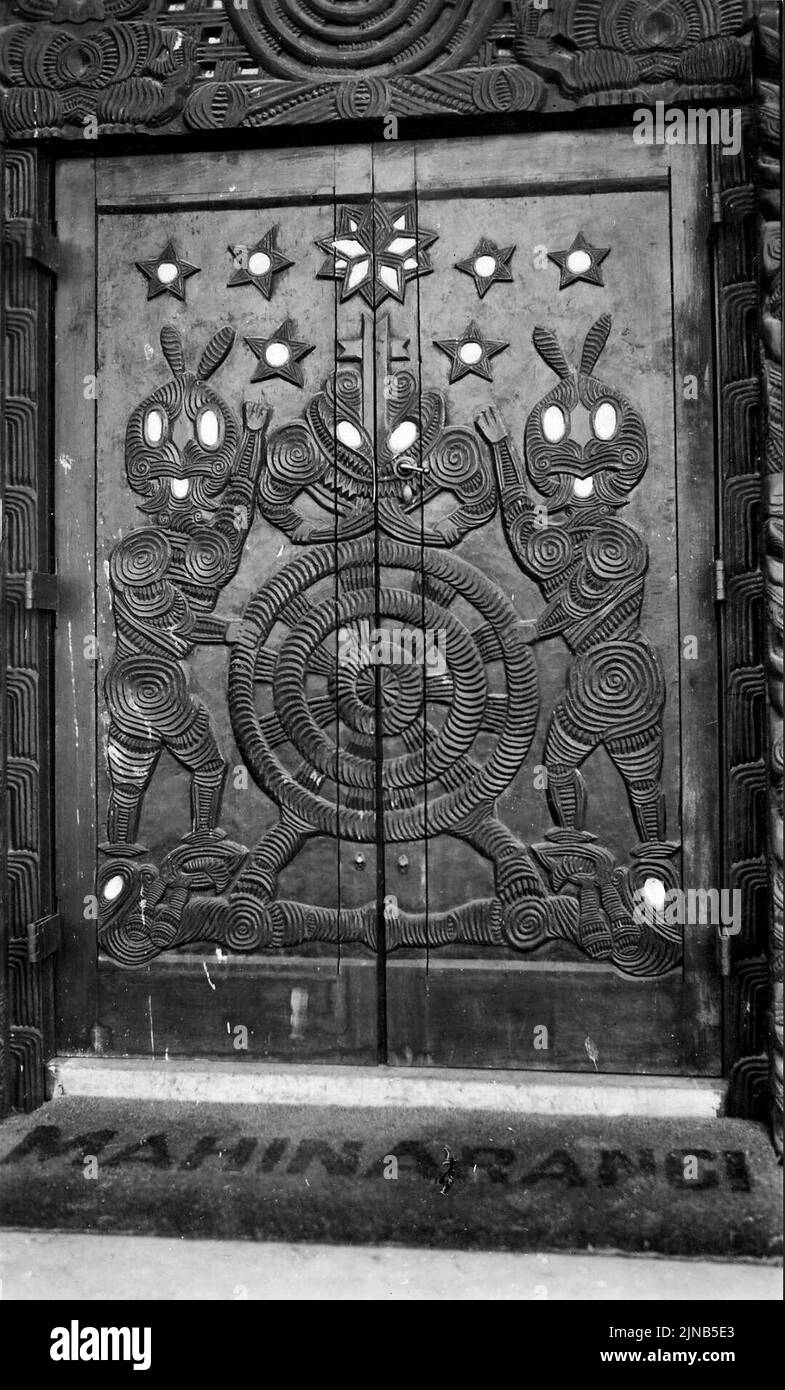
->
[54, 132, 720, 1073]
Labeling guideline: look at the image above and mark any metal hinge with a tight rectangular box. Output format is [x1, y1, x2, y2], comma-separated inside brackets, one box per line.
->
[27, 913, 62, 964]
[4, 216, 59, 275]
[711, 181, 723, 226]
[714, 557, 726, 603]
[25, 569, 59, 613]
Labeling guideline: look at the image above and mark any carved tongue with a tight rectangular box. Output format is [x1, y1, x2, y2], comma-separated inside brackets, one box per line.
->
[171, 478, 190, 499]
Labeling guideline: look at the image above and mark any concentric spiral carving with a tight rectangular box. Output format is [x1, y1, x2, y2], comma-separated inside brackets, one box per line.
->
[225, 0, 504, 79]
[229, 535, 539, 843]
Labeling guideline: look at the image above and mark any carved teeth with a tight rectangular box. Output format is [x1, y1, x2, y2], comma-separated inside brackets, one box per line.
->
[171, 477, 190, 499]
[573, 476, 594, 498]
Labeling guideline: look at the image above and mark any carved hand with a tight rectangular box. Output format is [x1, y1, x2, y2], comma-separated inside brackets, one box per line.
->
[474, 406, 509, 445]
[243, 400, 271, 433]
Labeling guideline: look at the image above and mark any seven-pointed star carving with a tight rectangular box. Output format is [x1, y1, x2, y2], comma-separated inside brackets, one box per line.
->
[245, 318, 314, 387]
[227, 226, 294, 298]
[316, 201, 438, 309]
[135, 239, 200, 302]
[548, 231, 610, 289]
[455, 237, 516, 298]
[434, 320, 509, 383]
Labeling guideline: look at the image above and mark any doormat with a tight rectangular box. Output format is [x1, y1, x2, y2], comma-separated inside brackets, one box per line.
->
[0, 1098, 781, 1259]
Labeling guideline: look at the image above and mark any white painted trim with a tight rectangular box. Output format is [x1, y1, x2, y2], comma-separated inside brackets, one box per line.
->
[47, 1058, 726, 1118]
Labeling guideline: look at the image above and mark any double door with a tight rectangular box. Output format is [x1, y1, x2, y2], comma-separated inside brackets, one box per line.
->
[54, 131, 720, 1072]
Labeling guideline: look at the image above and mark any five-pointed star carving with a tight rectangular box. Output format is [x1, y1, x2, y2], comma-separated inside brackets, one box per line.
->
[316, 201, 438, 308]
[548, 231, 610, 289]
[135, 240, 200, 301]
[455, 237, 516, 298]
[245, 318, 314, 387]
[227, 227, 294, 298]
[434, 320, 509, 383]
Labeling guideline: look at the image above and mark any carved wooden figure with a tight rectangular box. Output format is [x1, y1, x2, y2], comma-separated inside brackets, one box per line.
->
[476, 314, 667, 847]
[103, 325, 269, 851]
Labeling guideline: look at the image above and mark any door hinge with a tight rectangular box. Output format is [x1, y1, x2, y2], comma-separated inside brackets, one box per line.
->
[4, 216, 59, 275]
[27, 912, 62, 964]
[714, 557, 726, 603]
[711, 181, 724, 227]
[25, 569, 59, 613]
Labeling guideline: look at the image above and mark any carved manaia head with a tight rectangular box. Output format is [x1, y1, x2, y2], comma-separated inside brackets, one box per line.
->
[125, 324, 240, 528]
[524, 314, 648, 509]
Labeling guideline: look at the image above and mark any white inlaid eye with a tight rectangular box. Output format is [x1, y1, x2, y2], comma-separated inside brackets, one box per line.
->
[248, 251, 271, 276]
[542, 404, 566, 442]
[196, 408, 220, 448]
[337, 420, 363, 451]
[144, 408, 165, 445]
[566, 249, 592, 275]
[389, 420, 418, 455]
[593, 401, 618, 440]
[171, 477, 190, 499]
[265, 341, 290, 367]
[475, 255, 497, 277]
[642, 876, 667, 913]
[459, 341, 483, 365]
[103, 874, 125, 902]
[157, 261, 179, 284]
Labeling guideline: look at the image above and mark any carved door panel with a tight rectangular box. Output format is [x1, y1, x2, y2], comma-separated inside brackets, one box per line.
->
[54, 131, 720, 1073]
[56, 146, 391, 1062]
[380, 133, 721, 1072]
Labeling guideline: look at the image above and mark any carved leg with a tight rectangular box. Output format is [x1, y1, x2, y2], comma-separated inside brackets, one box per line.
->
[457, 812, 544, 900]
[167, 696, 227, 834]
[105, 723, 161, 846]
[541, 701, 593, 830]
[605, 725, 666, 843]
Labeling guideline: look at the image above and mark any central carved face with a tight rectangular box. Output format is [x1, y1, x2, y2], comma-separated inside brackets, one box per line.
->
[524, 315, 648, 510]
[124, 325, 240, 527]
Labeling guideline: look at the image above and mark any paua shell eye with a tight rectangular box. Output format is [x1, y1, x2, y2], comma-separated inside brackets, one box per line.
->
[144, 407, 166, 446]
[593, 400, 618, 440]
[196, 406, 222, 449]
[542, 404, 567, 443]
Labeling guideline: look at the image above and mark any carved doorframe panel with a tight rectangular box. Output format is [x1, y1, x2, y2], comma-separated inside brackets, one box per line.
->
[0, 1, 779, 1144]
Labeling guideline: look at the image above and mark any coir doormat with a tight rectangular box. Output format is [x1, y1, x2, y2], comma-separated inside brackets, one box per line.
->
[0, 1098, 781, 1259]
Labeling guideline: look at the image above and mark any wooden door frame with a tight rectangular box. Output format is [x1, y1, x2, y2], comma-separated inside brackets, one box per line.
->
[0, 1, 779, 1145]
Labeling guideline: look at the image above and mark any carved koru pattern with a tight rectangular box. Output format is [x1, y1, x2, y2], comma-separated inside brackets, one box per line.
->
[99, 324, 269, 954]
[316, 202, 438, 308]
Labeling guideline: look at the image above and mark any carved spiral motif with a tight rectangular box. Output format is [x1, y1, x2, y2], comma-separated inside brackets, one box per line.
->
[230, 535, 539, 842]
[582, 519, 646, 583]
[502, 898, 551, 951]
[522, 526, 574, 580]
[110, 529, 171, 588]
[179, 528, 232, 587]
[565, 639, 665, 739]
[225, 0, 504, 79]
[105, 655, 190, 738]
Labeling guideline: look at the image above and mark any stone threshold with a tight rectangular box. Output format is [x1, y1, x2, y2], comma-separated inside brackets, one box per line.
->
[47, 1058, 726, 1118]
